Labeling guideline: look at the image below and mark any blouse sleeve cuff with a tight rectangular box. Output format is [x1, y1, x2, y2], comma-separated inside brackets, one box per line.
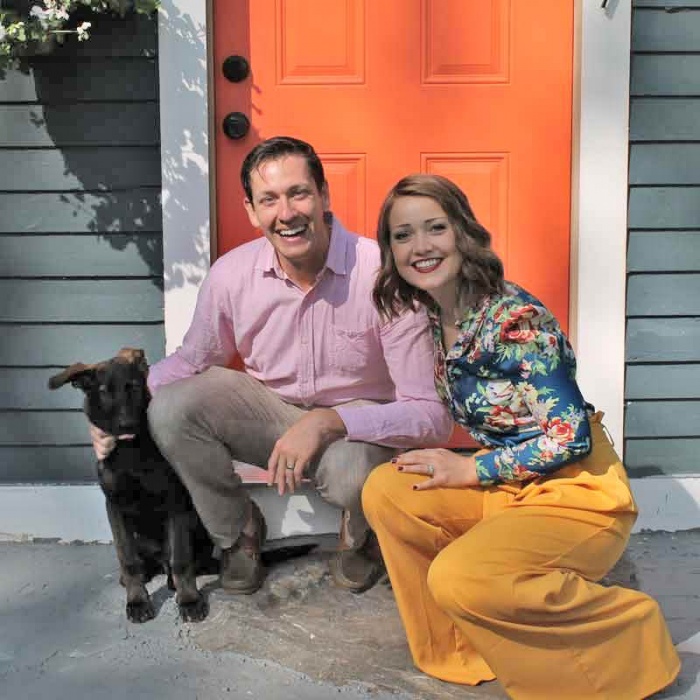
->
[473, 452, 499, 486]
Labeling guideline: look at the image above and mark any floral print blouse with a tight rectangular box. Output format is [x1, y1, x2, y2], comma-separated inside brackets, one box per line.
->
[428, 282, 592, 485]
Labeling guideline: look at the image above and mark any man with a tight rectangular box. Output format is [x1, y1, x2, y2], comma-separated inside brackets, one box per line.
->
[92, 136, 452, 594]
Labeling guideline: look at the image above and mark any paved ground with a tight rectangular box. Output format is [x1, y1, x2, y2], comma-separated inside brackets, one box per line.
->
[0, 530, 698, 700]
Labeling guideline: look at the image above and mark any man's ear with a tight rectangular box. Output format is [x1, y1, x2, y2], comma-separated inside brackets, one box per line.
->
[244, 198, 261, 228]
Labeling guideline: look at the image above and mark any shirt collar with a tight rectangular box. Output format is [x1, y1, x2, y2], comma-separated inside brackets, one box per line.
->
[254, 213, 350, 279]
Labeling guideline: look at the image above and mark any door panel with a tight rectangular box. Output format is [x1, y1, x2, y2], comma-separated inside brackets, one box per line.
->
[213, 0, 574, 325]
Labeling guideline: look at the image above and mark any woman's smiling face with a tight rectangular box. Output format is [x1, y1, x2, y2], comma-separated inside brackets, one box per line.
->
[388, 195, 463, 308]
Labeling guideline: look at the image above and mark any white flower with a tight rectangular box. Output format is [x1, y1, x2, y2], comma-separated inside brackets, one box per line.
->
[30, 5, 50, 27]
[0, 26, 6, 42]
[76, 21, 91, 40]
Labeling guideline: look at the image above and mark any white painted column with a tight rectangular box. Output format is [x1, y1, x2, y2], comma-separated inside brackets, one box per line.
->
[157, 0, 212, 353]
[570, 0, 630, 454]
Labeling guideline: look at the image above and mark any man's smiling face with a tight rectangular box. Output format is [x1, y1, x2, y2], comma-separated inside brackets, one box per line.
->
[244, 154, 331, 281]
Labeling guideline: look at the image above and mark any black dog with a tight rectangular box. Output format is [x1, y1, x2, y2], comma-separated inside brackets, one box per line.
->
[49, 348, 215, 623]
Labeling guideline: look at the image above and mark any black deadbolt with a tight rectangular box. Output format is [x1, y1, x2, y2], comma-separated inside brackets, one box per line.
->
[222, 55, 251, 83]
[222, 112, 251, 140]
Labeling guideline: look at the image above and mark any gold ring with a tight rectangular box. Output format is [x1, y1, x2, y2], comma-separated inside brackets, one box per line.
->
[427, 464, 435, 477]
[285, 464, 295, 471]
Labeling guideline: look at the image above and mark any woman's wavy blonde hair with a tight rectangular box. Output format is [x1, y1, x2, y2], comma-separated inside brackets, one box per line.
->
[372, 174, 505, 319]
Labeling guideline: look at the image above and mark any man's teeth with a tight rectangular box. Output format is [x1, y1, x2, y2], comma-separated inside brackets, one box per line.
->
[414, 258, 441, 269]
[277, 226, 306, 237]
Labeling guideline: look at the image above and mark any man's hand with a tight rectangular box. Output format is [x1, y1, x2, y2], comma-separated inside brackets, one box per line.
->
[267, 408, 347, 495]
[393, 448, 480, 491]
[89, 423, 134, 461]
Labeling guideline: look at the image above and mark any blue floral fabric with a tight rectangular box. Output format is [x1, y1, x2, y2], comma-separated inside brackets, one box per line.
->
[428, 282, 592, 485]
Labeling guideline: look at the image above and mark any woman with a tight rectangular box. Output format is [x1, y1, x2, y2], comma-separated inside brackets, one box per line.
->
[363, 174, 680, 699]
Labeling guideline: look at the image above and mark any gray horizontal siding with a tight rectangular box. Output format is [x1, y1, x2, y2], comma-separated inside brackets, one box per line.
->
[631, 55, 700, 97]
[628, 187, 700, 229]
[0, 11, 164, 484]
[630, 100, 700, 142]
[0, 235, 163, 277]
[627, 274, 700, 316]
[624, 439, 700, 476]
[1, 411, 101, 446]
[626, 401, 700, 438]
[0, 59, 158, 103]
[629, 146, 700, 185]
[632, 7, 700, 51]
[626, 5, 700, 477]
[628, 232, 700, 271]
[0, 326, 165, 366]
[0, 149, 161, 191]
[1, 368, 97, 410]
[0, 104, 159, 147]
[0, 190, 162, 233]
[0, 280, 163, 323]
[627, 318, 700, 362]
[626, 365, 700, 400]
[634, 1, 700, 6]
[0, 447, 95, 483]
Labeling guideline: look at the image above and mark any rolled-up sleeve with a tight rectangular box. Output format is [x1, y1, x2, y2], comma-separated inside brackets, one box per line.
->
[336, 309, 452, 447]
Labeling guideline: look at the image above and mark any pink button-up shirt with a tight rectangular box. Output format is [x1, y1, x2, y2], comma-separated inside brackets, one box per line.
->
[149, 217, 452, 447]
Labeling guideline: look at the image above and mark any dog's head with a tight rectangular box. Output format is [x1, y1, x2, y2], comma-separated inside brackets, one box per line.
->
[48, 348, 150, 435]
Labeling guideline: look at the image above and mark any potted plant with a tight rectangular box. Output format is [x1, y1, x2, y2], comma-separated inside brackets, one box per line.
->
[0, 0, 158, 69]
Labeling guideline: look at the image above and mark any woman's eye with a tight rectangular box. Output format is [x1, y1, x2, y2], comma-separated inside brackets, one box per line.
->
[391, 230, 409, 242]
[430, 223, 447, 233]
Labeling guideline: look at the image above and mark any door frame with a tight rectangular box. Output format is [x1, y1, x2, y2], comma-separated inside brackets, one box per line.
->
[158, 0, 629, 444]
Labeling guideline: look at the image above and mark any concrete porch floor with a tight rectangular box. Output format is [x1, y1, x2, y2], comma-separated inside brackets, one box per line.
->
[0, 530, 698, 700]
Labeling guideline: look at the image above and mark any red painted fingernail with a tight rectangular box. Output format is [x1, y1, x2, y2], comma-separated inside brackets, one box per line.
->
[397, 466, 404, 472]
[412, 485, 417, 491]
[390, 458, 397, 463]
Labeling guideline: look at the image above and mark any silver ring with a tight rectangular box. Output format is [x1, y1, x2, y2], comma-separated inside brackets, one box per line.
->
[427, 464, 435, 477]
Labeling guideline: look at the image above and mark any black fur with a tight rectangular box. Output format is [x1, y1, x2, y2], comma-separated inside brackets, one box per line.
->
[49, 350, 216, 623]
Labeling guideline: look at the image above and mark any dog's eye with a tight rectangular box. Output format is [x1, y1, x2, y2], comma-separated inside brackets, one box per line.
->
[99, 385, 109, 395]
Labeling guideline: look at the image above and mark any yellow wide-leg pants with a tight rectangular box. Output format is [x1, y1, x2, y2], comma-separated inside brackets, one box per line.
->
[362, 417, 680, 699]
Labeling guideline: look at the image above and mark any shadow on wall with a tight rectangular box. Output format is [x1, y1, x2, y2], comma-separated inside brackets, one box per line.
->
[22, 5, 219, 294]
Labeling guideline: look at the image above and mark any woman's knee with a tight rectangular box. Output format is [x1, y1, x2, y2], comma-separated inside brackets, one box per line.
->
[360, 462, 404, 524]
[427, 547, 508, 622]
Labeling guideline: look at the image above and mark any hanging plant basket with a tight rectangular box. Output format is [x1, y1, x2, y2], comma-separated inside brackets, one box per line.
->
[0, 0, 158, 69]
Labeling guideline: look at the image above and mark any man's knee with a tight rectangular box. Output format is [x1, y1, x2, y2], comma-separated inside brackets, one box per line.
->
[147, 379, 205, 449]
[315, 442, 393, 510]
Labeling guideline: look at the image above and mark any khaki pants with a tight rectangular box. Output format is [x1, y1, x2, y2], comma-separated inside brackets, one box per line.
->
[148, 366, 395, 550]
[362, 416, 680, 699]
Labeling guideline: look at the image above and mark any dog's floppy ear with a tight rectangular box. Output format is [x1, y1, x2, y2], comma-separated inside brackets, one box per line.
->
[48, 363, 98, 392]
[117, 347, 149, 375]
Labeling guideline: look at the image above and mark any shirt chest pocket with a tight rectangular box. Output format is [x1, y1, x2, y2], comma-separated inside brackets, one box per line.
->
[331, 326, 376, 373]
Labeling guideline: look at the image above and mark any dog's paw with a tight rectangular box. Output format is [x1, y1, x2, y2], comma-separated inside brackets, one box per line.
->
[178, 595, 209, 623]
[126, 600, 156, 623]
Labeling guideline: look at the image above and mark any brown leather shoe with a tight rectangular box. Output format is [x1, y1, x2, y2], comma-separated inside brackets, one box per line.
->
[220, 501, 266, 594]
[329, 531, 384, 594]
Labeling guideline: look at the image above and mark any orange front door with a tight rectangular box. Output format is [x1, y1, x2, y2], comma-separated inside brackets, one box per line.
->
[213, 0, 574, 326]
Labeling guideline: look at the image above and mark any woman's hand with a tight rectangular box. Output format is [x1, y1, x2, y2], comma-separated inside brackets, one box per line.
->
[393, 448, 480, 491]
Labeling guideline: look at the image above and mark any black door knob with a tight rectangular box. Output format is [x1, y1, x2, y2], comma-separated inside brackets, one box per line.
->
[222, 112, 251, 140]
[222, 55, 251, 83]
